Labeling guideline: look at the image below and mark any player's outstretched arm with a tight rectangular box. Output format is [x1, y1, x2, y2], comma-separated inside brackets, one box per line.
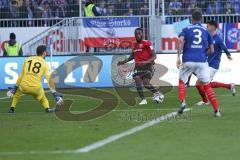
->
[6, 61, 26, 98]
[45, 65, 64, 105]
[227, 54, 233, 60]
[207, 31, 214, 54]
[47, 76, 64, 105]
[221, 42, 232, 60]
[117, 53, 134, 66]
[177, 36, 184, 69]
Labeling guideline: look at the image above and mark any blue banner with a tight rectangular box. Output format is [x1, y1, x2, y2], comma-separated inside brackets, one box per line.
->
[0, 56, 116, 89]
[83, 17, 139, 28]
[224, 23, 240, 49]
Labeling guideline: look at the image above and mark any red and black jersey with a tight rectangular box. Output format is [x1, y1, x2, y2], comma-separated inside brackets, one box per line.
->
[132, 40, 155, 67]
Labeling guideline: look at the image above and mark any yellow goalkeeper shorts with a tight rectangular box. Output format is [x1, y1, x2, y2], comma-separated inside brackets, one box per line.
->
[18, 85, 45, 101]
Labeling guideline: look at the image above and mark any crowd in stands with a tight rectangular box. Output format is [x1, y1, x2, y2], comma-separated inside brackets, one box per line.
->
[0, 0, 79, 19]
[92, 0, 240, 16]
[0, 0, 239, 20]
[166, 0, 240, 15]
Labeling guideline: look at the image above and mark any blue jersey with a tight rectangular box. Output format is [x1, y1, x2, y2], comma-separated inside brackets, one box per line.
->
[179, 23, 213, 63]
[207, 34, 231, 69]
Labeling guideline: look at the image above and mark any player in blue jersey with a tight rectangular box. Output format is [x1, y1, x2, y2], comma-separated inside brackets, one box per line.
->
[176, 11, 221, 117]
[195, 20, 236, 106]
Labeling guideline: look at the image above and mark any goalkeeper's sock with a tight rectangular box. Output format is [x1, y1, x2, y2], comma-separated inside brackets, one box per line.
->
[210, 81, 231, 89]
[203, 84, 219, 112]
[45, 108, 55, 113]
[178, 80, 186, 102]
[39, 95, 50, 109]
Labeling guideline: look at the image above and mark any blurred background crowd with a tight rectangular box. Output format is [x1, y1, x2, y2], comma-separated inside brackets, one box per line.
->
[0, 0, 239, 19]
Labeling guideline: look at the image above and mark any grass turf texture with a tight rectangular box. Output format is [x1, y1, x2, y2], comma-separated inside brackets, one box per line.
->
[0, 87, 239, 160]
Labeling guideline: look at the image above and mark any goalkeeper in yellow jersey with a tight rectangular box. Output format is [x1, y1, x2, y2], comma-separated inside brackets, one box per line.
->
[7, 45, 63, 113]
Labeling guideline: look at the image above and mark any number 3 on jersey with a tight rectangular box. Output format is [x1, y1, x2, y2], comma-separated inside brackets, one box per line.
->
[27, 60, 42, 74]
[193, 29, 202, 45]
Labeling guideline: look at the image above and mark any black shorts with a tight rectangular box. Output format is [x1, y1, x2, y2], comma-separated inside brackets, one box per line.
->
[132, 64, 154, 79]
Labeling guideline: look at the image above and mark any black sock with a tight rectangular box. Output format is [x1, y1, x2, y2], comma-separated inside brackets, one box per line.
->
[136, 84, 145, 100]
[145, 84, 158, 94]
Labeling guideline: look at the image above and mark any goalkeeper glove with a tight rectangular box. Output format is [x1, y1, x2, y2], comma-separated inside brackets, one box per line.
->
[6, 86, 18, 98]
[53, 92, 64, 105]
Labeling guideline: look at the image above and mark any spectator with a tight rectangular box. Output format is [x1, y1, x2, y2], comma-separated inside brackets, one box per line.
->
[187, 3, 197, 15]
[24, 0, 35, 26]
[106, 4, 114, 16]
[181, 0, 189, 12]
[3, 33, 23, 57]
[42, 2, 53, 18]
[115, 0, 125, 15]
[140, 4, 149, 15]
[206, 2, 217, 14]
[25, 0, 34, 18]
[197, 1, 208, 14]
[66, 0, 79, 17]
[225, 2, 233, 14]
[13, 0, 23, 7]
[96, 0, 107, 16]
[169, 0, 182, 15]
[84, 0, 100, 17]
[231, 0, 240, 14]
[42, 1, 53, 26]
[215, 0, 222, 14]
[0, 0, 239, 20]
[126, 0, 134, 14]
[9, 0, 22, 18]
[126, 8, 134, 16]
[54, 0, 66, 18]
[0, 0, 9, 19]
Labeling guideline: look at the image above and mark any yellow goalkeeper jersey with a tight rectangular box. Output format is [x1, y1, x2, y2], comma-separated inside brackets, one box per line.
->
[16, 56, 51, 88]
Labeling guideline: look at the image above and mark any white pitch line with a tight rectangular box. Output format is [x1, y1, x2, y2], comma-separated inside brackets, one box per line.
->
[0, 150, 75, 156]
[76, 108, 191, 153]
[0, 108, 191, 156]
[0, 108, 177, 114]
[0, 96, 10, 100]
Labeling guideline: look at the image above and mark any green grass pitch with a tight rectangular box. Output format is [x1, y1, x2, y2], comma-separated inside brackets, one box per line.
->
[0, 87, 240, 160]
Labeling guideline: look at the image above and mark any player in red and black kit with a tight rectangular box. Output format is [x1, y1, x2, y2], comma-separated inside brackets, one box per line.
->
[118, 28, 164, 105]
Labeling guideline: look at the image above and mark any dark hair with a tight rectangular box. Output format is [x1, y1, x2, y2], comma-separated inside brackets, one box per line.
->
[11, 0, 18, 5]
[192, 10, 202, 22]
[207, 20, 218, 29]
[85, 0, 93, 6]
[10, 33, 16, 40]
[135, 27, 143, 33]
[44, 1, 49, 5]
[36, 45, 47, 56]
